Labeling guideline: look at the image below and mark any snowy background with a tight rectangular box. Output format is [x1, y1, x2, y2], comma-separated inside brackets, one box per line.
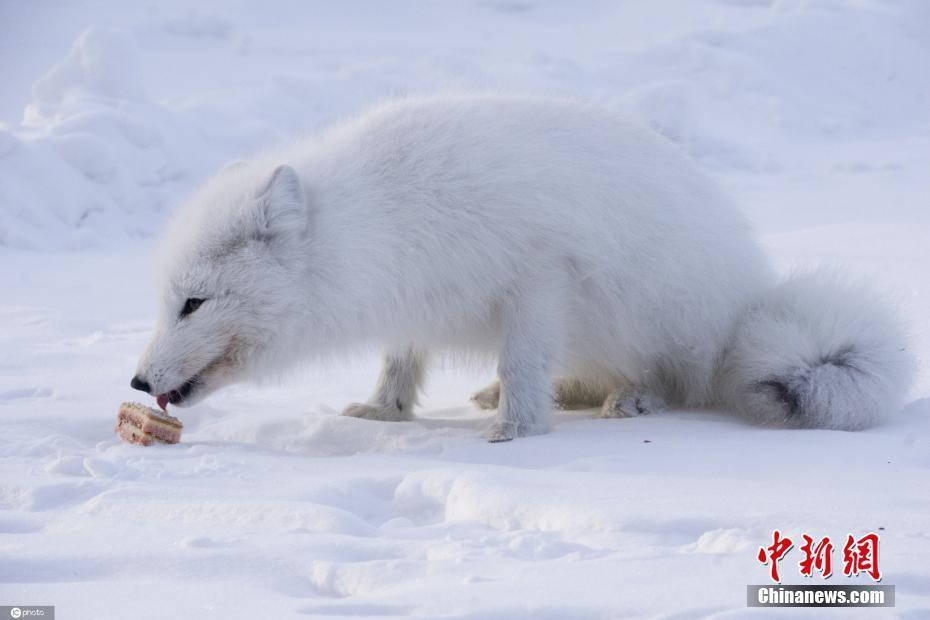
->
[2, 0, 929, 617]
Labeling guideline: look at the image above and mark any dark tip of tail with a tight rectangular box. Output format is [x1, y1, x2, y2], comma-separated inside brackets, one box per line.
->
[819, 344, 860, 373]
[756, 344, 858, 420]
[757, 379, 802, 417]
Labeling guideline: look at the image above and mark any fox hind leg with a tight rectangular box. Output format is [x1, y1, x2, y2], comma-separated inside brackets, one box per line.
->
[598, 385, 666, 419]
[472, 377, 608, 411]
[470, 380, 501, 410]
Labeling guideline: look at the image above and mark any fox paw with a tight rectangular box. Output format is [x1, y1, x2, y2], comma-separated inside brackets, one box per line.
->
[341, 402, 411, 422]
[471, 381, 501, 410]
[598, 387, 665, 419]
[483, 419, 549, 443]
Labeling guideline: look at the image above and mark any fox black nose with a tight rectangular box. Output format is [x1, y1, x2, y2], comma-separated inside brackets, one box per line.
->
[130, 375, 152, 393]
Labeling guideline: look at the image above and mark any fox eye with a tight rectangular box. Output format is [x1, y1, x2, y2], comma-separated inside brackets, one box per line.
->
[180, 298, 205, 318]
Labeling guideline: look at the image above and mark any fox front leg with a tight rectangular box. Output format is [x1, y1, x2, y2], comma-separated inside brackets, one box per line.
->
[343, 347, 426, 421]
[485, 279, 562, 442]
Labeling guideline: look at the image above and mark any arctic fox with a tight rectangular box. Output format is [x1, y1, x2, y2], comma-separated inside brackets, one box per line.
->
[132, 95, 914, 441]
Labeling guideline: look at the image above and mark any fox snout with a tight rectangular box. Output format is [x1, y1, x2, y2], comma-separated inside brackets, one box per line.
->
[131, 334, 195, 407]
[131, 359, 200, 408]
[130, 374, 152, 394]
[132, 324, 242, 409]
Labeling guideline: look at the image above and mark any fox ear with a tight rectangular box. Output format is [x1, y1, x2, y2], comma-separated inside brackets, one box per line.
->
[255, 164, 308, 240]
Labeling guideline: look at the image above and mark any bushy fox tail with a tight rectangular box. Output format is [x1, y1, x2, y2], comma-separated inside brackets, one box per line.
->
[717, 272, 915, 430]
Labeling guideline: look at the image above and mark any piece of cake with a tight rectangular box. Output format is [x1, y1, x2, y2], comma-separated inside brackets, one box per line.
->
[115, 402, 183, 445]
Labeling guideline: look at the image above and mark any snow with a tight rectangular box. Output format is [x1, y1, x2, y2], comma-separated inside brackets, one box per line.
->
[1, 0, 929, 617]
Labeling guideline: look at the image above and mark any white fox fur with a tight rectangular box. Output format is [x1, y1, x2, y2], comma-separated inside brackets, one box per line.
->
[134, 94, 914, 441]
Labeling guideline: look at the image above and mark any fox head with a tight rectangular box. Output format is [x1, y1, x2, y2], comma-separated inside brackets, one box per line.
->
[132, 163, 309, 408]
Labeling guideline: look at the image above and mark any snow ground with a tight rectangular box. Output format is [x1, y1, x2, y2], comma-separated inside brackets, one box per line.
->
[1, 1, 929, 617]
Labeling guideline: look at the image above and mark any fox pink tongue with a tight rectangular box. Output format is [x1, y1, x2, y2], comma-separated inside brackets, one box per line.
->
[156, 394, 170, 411]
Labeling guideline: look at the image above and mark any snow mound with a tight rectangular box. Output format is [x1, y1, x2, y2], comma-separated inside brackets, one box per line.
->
[0, 27, 250, 249]
[28, 27, 145, 117]
[0, 29, 184, 249]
